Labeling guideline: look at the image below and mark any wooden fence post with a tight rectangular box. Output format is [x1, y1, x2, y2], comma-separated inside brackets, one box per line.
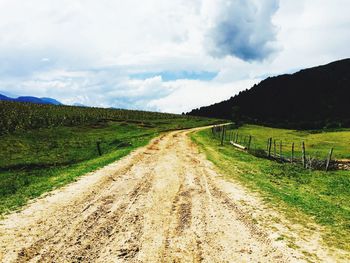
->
[96, 141, 102, 156]
[302, 142, 306, 168]
[247, 136, 252, 151]
[326, 148, 334, 172]
[273, 140, 276, 158]
[268, 138, 272, 157]
[291, 143, 294, 164]
[279, 141, 283, 161]
[266, 138, 270, 152]
[221, 126, 225, 146]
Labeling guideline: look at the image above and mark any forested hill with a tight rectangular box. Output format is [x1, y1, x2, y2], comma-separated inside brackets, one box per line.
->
[188, 58, 350, 129]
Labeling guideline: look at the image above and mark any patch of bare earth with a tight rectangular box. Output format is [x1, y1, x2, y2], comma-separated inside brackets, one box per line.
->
[0, 128, 345, 262]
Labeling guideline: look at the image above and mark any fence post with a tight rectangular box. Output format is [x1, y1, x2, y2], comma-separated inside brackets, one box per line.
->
[266, 138, 270, 152]
[247, 135, 252, 151]
[280, 141, 283, 161]
[302, 142, 306, 168]
[325, 148, 334, 172]
[221, 126, 225, 146]
[96, 141, 102, 156]
[268, 138, 272, 157]
[273, 140, 276, 158]
[291, 143, 294, 164]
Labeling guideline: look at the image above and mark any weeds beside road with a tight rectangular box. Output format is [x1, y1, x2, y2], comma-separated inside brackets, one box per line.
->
[191, 128, 350, 254]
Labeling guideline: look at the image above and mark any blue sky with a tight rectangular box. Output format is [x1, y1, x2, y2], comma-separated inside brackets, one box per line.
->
[0, 0, 350, 113]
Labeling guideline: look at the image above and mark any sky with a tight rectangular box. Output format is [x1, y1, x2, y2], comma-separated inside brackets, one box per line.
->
[0, 0, 349, 113]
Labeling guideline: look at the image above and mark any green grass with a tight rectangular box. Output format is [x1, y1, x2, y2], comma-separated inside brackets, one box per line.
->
[0, 117, 220, 215]
[191, 128, 350, 251]
[231, 124, 350, 159]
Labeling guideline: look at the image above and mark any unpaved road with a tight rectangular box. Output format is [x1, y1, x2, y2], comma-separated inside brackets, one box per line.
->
[0, 128, 337, 262]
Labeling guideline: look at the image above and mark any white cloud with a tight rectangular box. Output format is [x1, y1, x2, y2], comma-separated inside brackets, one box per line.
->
[148, 78, 260, 113]
[202, 0, 280, 61]
[0, 0, 350, 113]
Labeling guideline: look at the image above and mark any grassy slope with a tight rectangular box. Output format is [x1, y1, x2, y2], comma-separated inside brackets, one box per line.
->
[191, 128, 350, 251]
[234, 124, 350, 159]
[0, 117, 219, 215]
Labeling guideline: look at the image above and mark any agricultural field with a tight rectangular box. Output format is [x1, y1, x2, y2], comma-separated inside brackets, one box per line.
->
[0, 101, 221, 215]
[0, 100, 194, 135]
[191, 127, 350, 253]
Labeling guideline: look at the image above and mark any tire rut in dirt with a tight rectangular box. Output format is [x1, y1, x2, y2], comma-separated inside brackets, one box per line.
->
[16, 168, 155, 263]
[13, 136, 169, 263]
[161, 167, 204, 263]
[195, 156, 289, 262]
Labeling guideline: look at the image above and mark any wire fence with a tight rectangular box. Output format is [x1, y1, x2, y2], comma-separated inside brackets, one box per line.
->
[211, 125, 350, 171]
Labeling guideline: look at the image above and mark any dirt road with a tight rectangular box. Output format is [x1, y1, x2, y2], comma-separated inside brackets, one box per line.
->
[0, 128, 331, 262]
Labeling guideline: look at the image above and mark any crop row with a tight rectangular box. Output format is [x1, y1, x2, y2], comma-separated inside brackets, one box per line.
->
[0, 101, 194, 135]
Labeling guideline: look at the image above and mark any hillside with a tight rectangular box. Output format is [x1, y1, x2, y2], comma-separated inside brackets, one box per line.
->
[188, 59, 350, 129]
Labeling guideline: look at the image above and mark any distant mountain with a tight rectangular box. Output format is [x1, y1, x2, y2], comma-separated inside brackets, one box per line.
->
[40, 97, 62, 105]
[0, 94, 13, 101]
[188, 58, 350, 129]
[0, 94, 63, 105]
[16, 96, 47, 104]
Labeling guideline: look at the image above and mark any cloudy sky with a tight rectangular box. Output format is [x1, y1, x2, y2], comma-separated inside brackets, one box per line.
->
[0, 0, 349, 113]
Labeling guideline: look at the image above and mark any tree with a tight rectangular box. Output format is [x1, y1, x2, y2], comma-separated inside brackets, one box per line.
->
[232, 106, 242, 125]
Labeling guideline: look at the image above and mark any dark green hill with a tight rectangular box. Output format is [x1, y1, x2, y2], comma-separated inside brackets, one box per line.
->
[188, 58, 350, 129]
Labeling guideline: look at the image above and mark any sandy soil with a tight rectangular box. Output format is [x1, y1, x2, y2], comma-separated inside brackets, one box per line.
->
[0, 128, 341, 262]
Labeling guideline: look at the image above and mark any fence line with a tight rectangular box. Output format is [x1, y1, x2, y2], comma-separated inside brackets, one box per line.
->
[211, 125, 349, 171]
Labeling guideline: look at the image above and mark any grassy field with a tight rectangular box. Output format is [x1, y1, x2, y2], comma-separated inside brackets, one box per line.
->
[0, 114, 220, 216]
[230, 124, 350, 159]
[191, 128, 350, 252]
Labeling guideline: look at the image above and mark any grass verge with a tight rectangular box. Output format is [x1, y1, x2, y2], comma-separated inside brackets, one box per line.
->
[232, 124, 350, 159]
[191, 128, 350, 251]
